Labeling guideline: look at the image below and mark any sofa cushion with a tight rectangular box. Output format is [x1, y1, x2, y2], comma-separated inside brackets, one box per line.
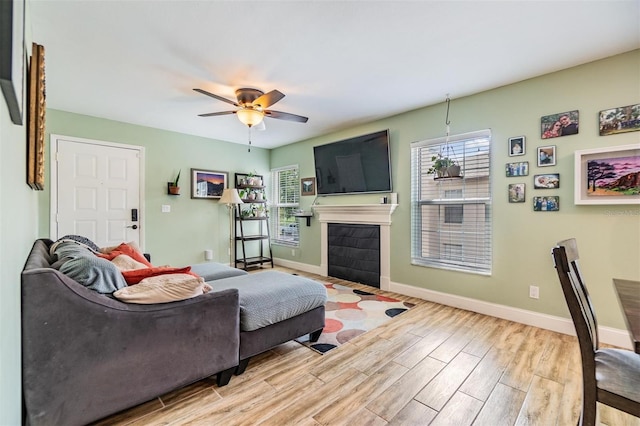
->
[50, 235, 101, 256]
[97, 242, 153, 267]
[59, 255, 128, 294]
[113, 274, 212, 304]
[210, 271, 327, 331]
[121, 266, 195, 285]
[190, 262, 249, 282]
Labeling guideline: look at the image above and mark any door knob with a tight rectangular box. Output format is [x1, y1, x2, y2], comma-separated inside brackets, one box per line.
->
[127, 224, 138, 229]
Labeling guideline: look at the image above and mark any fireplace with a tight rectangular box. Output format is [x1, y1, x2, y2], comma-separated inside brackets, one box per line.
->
[312, 204, 397, 291]
[328, 223, 380, 287]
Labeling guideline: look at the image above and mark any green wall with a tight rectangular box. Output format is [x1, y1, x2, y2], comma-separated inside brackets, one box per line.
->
[42, 110, 271, 266]
[271, 49, 640, 330]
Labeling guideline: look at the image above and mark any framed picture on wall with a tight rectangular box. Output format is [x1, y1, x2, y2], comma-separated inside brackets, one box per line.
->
[541, 110, 579, 139]
[537, 145, 556, 167]
[599, 104, 640, 136]
[574, 144, 640, 205]
[508, 183, 525, 203]
[533, 196, 559, 211]
[533, 173, 560, 189]
[301, 177, 316, 196]
[508, 136, 525, 156]
[191, 169, 227, 199]
[506, 162, 529, 177]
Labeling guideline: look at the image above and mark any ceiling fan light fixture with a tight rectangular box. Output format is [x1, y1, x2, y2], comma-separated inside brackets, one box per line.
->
[236, 108, 264, 127]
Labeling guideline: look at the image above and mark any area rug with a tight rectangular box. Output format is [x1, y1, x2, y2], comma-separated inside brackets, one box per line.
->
[296, 283, 414, 354]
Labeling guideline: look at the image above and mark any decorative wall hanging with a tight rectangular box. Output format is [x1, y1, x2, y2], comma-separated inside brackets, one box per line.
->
[27, 42, 45, 190]
[574, 144, 640, 205]
[599, 104, 640, 136]
[541, 110, 579, 139]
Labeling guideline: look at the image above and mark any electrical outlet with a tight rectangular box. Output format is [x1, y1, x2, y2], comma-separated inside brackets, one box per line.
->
[529, 285, 539, 299]
[161, 204, 170, 213]
[291, 249, 295, 257]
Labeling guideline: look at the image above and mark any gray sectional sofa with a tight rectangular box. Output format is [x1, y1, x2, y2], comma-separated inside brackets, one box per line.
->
[21, 238, 326, 426]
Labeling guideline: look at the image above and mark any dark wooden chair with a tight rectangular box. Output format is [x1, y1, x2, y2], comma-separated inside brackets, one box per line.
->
[552, 238, 640, 425]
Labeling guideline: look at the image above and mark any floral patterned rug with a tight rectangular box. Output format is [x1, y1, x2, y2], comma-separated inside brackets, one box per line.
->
[296, 283, 414, 354]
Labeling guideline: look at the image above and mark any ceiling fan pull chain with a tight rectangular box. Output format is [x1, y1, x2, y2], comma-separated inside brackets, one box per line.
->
[248, 126, 252, 152]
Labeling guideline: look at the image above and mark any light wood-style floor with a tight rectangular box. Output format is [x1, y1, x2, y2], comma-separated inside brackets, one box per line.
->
[95, 266, 639, 426]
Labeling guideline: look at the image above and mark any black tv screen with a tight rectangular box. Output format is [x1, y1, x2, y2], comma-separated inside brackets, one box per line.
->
[313, 129, 392, 195]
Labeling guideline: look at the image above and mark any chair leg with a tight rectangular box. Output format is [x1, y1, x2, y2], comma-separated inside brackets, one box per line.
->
[235, 357, 251, 375]
[580, 390, 597, 426]
[216, 366, 235, 387]
[309, 328, 323, 342]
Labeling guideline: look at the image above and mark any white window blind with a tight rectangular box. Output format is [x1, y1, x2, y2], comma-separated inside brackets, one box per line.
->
[410, 130, 492, 274]
[270, 165, 300, 246]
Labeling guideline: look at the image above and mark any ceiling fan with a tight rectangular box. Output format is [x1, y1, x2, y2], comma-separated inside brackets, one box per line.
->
[193, 87, 309, 128]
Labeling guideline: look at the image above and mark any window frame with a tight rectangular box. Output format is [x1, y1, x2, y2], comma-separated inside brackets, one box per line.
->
[410, 129, 492, 275]
[270, 165, 300, 247]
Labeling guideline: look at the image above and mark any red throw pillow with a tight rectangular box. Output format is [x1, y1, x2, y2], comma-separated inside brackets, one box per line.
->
[121, 266, 198, 285]
[97, 243, 153, 268]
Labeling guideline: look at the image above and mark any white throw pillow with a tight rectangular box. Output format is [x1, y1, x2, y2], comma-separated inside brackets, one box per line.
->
[114, 274, 212, 304]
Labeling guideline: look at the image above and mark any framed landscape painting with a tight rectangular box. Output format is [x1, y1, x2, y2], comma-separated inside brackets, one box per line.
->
[191, 169, 227, 199]
[574, 144, 640, 204]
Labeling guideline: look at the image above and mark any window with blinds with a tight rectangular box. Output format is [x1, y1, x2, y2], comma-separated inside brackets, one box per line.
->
[270, 165, 300, 246]
[410, 129, 492, 274]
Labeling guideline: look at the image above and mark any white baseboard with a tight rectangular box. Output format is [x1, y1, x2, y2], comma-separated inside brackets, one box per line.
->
[388, 280, 633, 350]
[273, 257, 322, 276]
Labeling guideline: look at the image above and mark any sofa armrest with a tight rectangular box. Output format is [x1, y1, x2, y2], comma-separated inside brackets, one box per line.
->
[21, 268, 240, 426]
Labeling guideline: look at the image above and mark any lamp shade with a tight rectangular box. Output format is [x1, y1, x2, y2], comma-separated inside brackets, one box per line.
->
[219, 188, 244, 205]
[236, 108, 264, 127]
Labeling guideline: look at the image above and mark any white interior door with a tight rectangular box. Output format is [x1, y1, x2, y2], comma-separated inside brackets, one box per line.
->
[51, 135, 144, 248]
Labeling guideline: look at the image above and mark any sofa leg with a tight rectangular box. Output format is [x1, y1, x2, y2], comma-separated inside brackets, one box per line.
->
[216, 366, 235, 387]
[235, 358, 251, 375]
[309, 328, 323, 342]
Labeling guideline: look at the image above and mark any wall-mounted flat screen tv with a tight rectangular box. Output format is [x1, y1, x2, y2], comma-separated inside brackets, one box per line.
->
[313, 129, 392, 195]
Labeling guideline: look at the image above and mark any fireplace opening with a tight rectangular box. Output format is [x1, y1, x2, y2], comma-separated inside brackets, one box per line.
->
[328, 223, 380, 288]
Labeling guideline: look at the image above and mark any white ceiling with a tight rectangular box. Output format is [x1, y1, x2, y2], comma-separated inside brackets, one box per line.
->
[29, 1, 640, 149]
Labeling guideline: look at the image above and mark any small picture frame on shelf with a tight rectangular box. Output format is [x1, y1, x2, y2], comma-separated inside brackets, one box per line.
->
[191, 168, 227, 199]
[506, 162, 529, 177]
[537, 145, 556, 167]
[508, 183, 525, 203]
[533, 173, 560, 189]
[533, 196, 559, 211]
[508, 136, 525, 157]
[301, 177, 316, 196]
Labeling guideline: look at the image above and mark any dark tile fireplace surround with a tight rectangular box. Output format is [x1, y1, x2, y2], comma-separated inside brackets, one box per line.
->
[312, 204, 397, 291]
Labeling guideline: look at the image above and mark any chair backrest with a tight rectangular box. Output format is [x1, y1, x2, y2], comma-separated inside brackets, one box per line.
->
[552, 238, 599, 354]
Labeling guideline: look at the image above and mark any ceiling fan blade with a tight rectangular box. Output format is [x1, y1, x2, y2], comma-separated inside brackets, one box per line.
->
[198, 111, 236, 117]
[253, 90, 285, 109]
[193, 88, 239, 107]
[264, 110, 309, 123]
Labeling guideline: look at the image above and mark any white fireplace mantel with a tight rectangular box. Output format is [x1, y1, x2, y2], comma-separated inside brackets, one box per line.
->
[311, 204, 398, 225]
[311, 204, 398, 290]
